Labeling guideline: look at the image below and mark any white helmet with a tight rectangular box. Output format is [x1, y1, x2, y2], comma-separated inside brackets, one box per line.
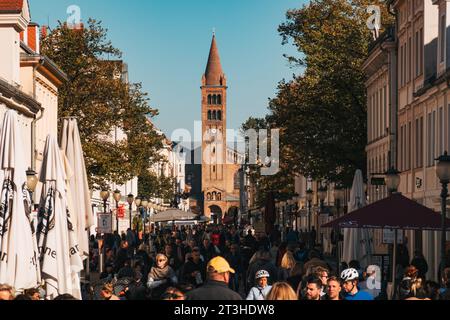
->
[341, 268, 359, 282]
[255, 270, 270, 279]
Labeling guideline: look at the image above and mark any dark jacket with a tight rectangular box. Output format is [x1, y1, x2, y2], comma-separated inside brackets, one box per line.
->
[181, 259, 207, 287]
[185, 280, 242, 300]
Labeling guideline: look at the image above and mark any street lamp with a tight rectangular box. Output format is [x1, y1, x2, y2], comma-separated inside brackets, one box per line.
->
[306, 189, 314, 233]
[99, 189, 110, 274]
[26, 168, 38, 209]
[334, 185, 345, 275]
[113, 190, 121, 233]
[318, 186, 327, 211]
[141, 198, 149, 244]
[384, 167, 400, 299]
[127, 194, 134, 230]
[385, 167, 401, 194]
[436, 151, 450, 281]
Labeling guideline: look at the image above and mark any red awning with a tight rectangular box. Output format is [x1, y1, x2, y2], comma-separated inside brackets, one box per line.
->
[322, 193, 450, 231]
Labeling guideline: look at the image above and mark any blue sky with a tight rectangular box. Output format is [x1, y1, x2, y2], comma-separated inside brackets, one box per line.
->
[30, 0, 307, 138]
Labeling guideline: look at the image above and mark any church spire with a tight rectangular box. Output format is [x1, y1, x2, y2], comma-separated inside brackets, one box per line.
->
[204, 33, 225, 86]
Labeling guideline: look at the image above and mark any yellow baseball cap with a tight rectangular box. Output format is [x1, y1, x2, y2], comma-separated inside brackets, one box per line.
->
[207, 256, 235, 274]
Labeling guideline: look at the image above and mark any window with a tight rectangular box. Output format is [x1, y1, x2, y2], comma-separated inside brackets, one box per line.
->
[415, 31, 419, 77]
[217, 193, 221, 201]
[212, 95, 217, 105]
[400, 44, 404, 87]
[217, 95, 222, 105]
[427, 113, 432, 166]
[208, 110, 212, 120]
[439, 107, 444, 155]
[208, 95, 212, 105]
[207, 193, 212, 201]
[408, 36, 412, 82]
[217, 110, 222, 121]
[419, 116, 423, 167]
[212, 111, 217, 120]
[440, 14, 446, 63]
[407, 121, 411, 170]
[212, 192, 217, 200]
[419, 28, 423, 75]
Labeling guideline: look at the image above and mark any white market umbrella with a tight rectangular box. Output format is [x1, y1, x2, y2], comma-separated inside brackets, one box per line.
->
[37, 135, 83, 300]
[0, 110, 41, 292]
[59, 118, 93, 260]
[342, 170, 374, 267]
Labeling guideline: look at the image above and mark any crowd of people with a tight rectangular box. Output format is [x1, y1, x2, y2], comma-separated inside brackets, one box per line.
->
[1, 223, 450, 301]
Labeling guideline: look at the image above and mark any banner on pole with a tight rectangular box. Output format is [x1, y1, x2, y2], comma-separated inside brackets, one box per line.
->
[98, 214, 112, 234]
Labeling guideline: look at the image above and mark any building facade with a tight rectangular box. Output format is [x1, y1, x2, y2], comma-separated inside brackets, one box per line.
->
[1, 0, 66, 201]
[200, 34, 241, 223]
[364, 0, 450, 281]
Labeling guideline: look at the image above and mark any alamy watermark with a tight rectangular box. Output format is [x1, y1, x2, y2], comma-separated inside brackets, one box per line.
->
[366, 5, 381, 40]
[66, 5, 82, 29]
[171, 122, 280, 176]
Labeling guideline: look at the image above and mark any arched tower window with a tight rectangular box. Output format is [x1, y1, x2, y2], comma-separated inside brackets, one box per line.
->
[217, 95, 222, 105]
[212, 95, 217, 105]
[217, 193, 221, 201]
[207, 193, 211, 201]
[212, 111, 217, 120]
[208, 95, 212, 105]
[212, 192, 217, 200]
[208, 110, 212, 120]
[217, 110, 222, 121]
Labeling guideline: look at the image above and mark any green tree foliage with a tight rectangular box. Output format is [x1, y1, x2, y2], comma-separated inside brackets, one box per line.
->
[41, 19, 162, 189]
[138, 170, 176, 204]
[244, 0, 394, 189]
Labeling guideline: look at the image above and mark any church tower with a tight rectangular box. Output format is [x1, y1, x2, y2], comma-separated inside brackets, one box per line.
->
[201, 34, 228, 221]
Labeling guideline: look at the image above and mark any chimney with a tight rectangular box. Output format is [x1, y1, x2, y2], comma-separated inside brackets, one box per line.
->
[41, 25, 48, 39]
[27, 23, 40, 53]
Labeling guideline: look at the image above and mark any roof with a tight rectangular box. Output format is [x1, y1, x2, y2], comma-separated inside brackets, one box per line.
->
[0, 0, 24, 13]
[204, 35, 225, 86]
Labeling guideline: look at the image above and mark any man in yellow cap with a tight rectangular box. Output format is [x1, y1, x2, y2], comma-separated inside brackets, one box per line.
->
[185, 256, 243, 300]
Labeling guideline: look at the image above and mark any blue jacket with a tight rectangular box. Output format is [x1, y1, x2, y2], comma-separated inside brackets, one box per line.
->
[344, 290, 374, 301]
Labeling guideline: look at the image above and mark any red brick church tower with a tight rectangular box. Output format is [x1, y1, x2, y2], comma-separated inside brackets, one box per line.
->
[201, 34, 240, 223]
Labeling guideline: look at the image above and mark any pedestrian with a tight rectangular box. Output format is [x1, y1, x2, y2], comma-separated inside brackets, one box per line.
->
[286, 262, 304, 294]
[279, 251, 296, 281]
[162, 287, 186, 300]
[399, 277, 428, 300]
[324, 276, 342, 301]
[185, 256, 242, 300]
[224, 243, 243, 292]
[411, 250, 428, 280]
[101, 283, 120, 301]
[340, 268, 374, 300]
[247, 249, 279, 290]
[440, 267, 450, 299]
[0, 284, 14, 300]
[304, 276, 322, 301]
[246, 270, 272, 300]
[313, 266, 329, 297]
[147, 253, 178, 299]
[24, 288, 41, 301]
[266, 282, 298, 301]
[180, 248, 206, 288]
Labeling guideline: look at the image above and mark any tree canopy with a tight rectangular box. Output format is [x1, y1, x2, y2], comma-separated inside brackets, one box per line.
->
[41, 19, 163, 189]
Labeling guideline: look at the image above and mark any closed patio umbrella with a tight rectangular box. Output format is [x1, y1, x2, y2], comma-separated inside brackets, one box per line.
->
[60, 118, 93, 260]
[0, 110, 41, 292]
[37, 135, 83, 299]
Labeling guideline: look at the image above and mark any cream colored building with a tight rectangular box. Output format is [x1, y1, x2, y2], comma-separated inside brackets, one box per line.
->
[364, 0, 450, 281]
[1, 0, 66, 201]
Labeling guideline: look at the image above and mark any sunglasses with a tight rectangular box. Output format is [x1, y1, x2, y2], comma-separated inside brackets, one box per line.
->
[157, 259, 167, 262]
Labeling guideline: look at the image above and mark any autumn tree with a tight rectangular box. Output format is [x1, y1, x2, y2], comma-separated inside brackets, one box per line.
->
[244, 0, 394, 189]
[41, 19, 162, 189]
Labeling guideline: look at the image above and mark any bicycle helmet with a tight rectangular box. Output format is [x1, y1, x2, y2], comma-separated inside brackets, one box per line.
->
[340, 268, 359, 282]
[255, 270, 270, 280]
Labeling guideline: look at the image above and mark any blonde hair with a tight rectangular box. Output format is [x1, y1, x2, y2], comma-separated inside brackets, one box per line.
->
[0, 284, 14, 299]
[281, 251, 296, 270]
[102, 283, 114, 294]
[266, 282, 298, 300]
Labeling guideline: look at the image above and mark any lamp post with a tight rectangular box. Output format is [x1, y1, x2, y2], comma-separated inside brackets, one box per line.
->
[99, 189, 110, 273]
[334, 185, 345, 275]
[127, 194, 134, 230]
[113, 189, 121, 233]
[26, 168, 38, 210]
[384, 167, 400, 300]
[436, 151, 450, 282]
[306, 189, 314, 233]
[141, 198, 149, 246]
